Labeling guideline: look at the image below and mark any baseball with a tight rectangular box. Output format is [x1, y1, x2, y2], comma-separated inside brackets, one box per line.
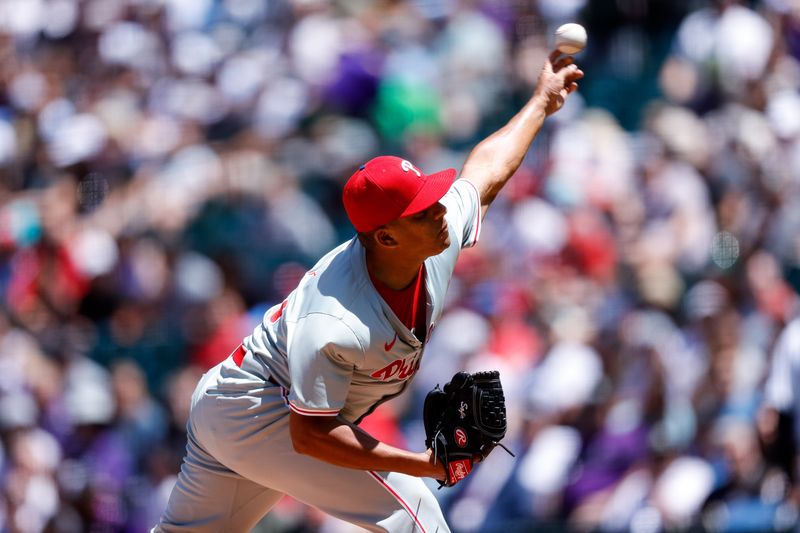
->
[554, 23, 587, 55]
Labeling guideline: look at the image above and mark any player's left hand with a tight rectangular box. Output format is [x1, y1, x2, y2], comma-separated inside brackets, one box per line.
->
[535, 51, 584, 116]
[422, 371, 513, 487]
[424, 448, 447, 483]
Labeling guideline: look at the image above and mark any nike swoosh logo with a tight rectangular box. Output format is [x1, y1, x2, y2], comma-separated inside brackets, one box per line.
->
[384, 334, 397, 351]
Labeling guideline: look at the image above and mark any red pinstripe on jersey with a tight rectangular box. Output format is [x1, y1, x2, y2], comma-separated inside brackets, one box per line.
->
[367, 471, 428, 533]
[288, 402, 339, 416]
[462, 179, 481, 247]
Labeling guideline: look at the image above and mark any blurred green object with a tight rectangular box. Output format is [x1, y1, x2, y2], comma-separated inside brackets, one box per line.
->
[371, 78, 442, 143]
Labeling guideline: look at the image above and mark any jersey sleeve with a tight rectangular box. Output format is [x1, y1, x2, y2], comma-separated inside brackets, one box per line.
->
[764, 322, 800, 411]
[440, 178, 482, 249]
[286, 313, 363, 416]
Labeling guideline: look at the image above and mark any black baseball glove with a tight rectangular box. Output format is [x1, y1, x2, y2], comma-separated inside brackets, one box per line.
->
[423, 370, 513, 487]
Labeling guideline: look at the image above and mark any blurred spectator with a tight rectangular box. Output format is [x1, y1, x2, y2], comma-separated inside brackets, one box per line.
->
[761, 318, 800, 492]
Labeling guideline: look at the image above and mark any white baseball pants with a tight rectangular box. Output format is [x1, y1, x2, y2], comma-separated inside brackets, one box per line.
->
[153, 357, 450, 533]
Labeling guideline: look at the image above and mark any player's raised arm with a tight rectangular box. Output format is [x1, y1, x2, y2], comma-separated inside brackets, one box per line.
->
[460, 51, 583, 219]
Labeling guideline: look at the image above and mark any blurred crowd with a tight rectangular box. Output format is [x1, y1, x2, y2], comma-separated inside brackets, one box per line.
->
[3, 0, 800, 531]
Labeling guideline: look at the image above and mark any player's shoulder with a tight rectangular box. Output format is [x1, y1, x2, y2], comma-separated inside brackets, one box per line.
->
[440, 178, 481, 232]
[441, 178, 479, 205]
[291, 239, 378, 329]
[294, 240, 359, 303]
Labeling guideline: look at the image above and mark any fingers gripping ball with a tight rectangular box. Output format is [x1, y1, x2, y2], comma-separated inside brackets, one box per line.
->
[554, 23, 587, 55]
[423, 371, 513, 487]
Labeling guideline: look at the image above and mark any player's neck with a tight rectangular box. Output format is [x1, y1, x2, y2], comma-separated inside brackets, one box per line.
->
[365, 249, 424, 291]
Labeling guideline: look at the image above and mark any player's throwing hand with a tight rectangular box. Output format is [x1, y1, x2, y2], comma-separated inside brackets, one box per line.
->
[535, 51, 584, 116]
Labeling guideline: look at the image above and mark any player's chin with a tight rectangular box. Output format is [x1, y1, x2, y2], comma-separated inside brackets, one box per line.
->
[436, 235, 450, 253]
[426, 240, 449, 258]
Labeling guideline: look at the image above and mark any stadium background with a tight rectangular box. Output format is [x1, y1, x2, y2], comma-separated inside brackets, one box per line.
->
[2, 0, 800, 531]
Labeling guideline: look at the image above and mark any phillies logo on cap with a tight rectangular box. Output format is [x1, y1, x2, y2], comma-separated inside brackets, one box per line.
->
[400, 159, 422, 178]
[454, 428, 468, 448]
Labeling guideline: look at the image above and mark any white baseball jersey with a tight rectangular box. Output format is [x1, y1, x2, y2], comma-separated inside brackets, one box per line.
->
[241, 179, 482, 424]
[764, 317, 800, 441]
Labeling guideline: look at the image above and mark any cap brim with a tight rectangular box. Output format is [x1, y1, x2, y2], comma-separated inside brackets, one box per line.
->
[400, 168, 457, 218]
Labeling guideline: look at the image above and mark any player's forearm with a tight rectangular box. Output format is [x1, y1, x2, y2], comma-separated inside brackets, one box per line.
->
[460, 93, 548, 215]
[461, 55, 582, 217]
[290, 413, 442, 479]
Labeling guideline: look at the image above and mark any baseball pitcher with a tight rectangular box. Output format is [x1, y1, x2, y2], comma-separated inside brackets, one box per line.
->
[154, 51, 582, 532]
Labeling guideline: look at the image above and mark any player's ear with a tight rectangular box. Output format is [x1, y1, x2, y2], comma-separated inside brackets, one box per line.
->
[374, 228, 399, 248]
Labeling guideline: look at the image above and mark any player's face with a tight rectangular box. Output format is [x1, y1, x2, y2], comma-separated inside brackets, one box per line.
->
[387, 201, 450, 258]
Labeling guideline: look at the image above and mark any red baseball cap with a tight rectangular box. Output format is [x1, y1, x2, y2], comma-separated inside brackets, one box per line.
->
[343, 156, 456, 233]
